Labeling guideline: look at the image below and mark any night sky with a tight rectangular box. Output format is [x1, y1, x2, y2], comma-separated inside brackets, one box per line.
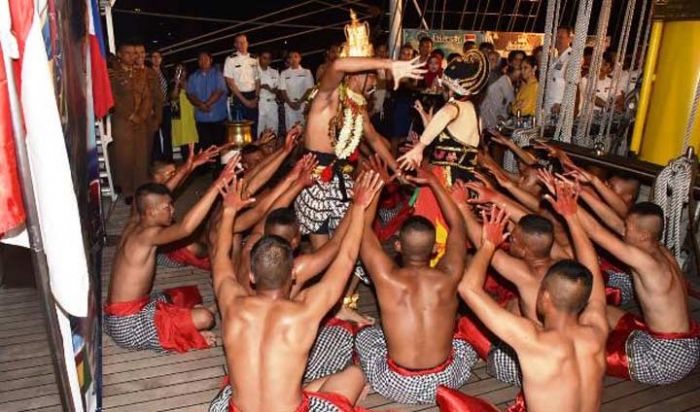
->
[111, 0, 643, 73]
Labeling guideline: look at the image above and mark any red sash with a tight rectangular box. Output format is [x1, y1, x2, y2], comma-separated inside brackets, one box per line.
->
[226, 386, 368, 412]
[455, 315, 493, 360]
[606, 312, 700, 379]
[104, 286, 210, 353]
[435, 385, 501, 412]
[166, 247, 211, 271]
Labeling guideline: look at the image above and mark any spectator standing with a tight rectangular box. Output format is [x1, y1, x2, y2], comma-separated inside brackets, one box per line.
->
[257, 51, 280, 137]
[578, 51, 623, 114]
[418, 36, 433, 66]
[109, 42, 157, 204]
[170, 63, 199, 159]
[133, 43, 164, 162]
[150, 51, 173, 161]
[480, 65, 520, 130]
[463, 40, 476, 53]
[512, 56, 539, 117]
[187, 52, 228, 151]
[224, 34, 260, 135]
[486, 50, 502, 87]
[544, 26, 573, 115]
[279, 50, 314, 130]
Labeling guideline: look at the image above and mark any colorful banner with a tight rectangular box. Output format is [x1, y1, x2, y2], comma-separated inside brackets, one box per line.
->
[483, 32, 544, 57]
[403, 29, 486, 56]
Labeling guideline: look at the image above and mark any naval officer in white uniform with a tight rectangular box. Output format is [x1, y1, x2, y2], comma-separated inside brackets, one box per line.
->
[544, 26, 573, 117]
[257, 51, 280, 136]
[224, 33, 260, 136]
[279, 50, 315, 130]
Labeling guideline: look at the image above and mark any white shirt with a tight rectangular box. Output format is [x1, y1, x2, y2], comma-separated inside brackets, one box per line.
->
[578, 75, 621, 112]
[544, 46, 572, 112]
[480, 74, 515, 130]
[617, 69, 640, 95]
[223, 52, 259, 92]
[258, 66, 279, 102]
[279, 67, 314, 104]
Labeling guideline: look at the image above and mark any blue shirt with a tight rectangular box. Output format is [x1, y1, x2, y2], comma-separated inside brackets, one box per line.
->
[186, 68, 228, 122]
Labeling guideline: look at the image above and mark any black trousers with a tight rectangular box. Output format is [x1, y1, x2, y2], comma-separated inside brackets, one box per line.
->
[230, 90, 258, 138]
[152, 106, 173, 162]
[195, 120, 226, 150]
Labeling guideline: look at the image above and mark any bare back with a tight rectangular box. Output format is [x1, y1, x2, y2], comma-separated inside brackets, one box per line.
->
[376, 266, 459, 369]
[633, 246, 690, 333]
[518, 324, 606, 412]
[224, 296, 320, 412]
[108, 222, 159, 303]
[516, 260, 552, 322]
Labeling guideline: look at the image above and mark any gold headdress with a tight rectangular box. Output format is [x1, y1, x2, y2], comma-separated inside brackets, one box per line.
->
[340, 9, 374, 58]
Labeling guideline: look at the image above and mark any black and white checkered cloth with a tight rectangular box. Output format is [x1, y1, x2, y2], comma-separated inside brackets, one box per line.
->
[627, 330, 700, 384]
[156, 253, 185, 268]
[294, 173, 369, 284]
[209, 385, 347, 412]
[487, 340, 522, 386]
[356, 325, 477, 404]
[303, 321, 355, 383]
[294, 173, 353, 236]
[605, 270, 635, 306]
[103, 293, 167, 352]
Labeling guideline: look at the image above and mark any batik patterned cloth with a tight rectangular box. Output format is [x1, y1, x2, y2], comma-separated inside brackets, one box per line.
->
[104, 292, 167, 352]
[355, 325, 477, 404]
[303, 318, 356, 383]
[487, 340, 522, 386]
[209, 385, 356, 412]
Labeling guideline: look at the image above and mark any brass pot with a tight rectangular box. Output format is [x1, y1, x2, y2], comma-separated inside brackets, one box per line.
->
[225, 120, 254, 148]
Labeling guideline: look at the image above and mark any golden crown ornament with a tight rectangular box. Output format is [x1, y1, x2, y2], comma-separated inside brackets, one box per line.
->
[340, 9, 374, 58]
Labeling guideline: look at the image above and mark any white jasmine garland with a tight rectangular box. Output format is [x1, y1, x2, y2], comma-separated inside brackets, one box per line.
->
[334, 107, 363, 159]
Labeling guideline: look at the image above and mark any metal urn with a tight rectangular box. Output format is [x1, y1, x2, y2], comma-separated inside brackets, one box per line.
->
[225, 120, 254, 148]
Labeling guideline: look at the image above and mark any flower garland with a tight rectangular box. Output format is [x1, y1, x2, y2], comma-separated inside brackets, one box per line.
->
[331, 85, 367, 159]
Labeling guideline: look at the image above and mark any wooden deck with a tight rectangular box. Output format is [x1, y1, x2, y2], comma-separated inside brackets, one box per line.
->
[3, 174, 700, 411]
[98, 180, 700, 412]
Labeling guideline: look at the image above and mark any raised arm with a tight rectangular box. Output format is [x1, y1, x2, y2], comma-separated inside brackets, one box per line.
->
[458, 207, 539, 349]
[490, 130, 538, 166]
[397, 103, 459, 171]
[318, 57, 425, 99]
[147, 157, 238, 246]
[166, 145, 219, 192]
[547, 182, 608, 332]
[300, 172, 383, 318]
[243, 126, 301, 196]
[210, 177, 255, 305]
[359, 156, 398, 285]
[233, 172, 294, 233]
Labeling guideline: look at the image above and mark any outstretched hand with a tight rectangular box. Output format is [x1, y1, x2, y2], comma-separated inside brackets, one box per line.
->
[363, 154, 397, 184]
[190, 145, 220, 169]
[214, 154, 241, 189]
[535, 167, 557, 194]
[284, 125, 302, 153]
[404, 165, 439, 186]
[534, 140, 575, 169]
[291, 153, 319, 187]
[397, 144, 425, 172]
[219, 176, 256, 212]
[450, 180, 470, 205]
[390, 57, 427, 90]
[481, 206, 510, 248]
[352, 171, 384, 209]
[545, 178, 580, 217]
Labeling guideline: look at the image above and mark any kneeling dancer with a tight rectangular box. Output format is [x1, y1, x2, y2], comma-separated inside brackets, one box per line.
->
[356, 165, 476, 404]
[104, 160, 237, 352]
[209, 172, 383, 412]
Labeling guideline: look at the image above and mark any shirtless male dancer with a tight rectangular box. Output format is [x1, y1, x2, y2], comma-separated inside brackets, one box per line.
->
[576, 199, 700, 384]
[355, 164, 476, 404]
[459, 183, 608, 412]
[208, 172, 383, 412]
[104, 158, 238, 352]
[294, 11, 425, 324]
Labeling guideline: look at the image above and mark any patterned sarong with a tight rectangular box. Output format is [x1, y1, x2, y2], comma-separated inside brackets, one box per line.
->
[355, 325, 477, 404]
[103, 285, 210, 353]
[487, 340, 522, 386]
[304, 318, 356, 383]
[606, 312, 700, 384]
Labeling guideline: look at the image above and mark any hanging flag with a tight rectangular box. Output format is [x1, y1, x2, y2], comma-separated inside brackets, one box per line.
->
[5, 0, 89, 317]
[0, 43, 25, 236]
[88, 0, 113, 118]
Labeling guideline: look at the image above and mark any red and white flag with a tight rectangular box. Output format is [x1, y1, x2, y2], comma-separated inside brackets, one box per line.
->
[0, 42, 24, 237]
[88, 0, 113, 118]
[0, 0, 89, 317]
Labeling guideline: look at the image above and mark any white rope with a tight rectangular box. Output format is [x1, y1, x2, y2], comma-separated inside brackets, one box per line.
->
[574, 0, 612, 146]
[458, 0, 469, 29]
[503, 128, 541, 173]
[599, 0, 636, 141]
[554, 0, 594, 143]
[535, 0, 560, 132]
[620, 0, 649, 99]
[683, 78, 700, 152]
[653, 156, 694, 261]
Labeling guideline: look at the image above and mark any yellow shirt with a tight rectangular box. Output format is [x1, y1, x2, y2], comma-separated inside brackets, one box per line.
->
[513, 79, 538, 116]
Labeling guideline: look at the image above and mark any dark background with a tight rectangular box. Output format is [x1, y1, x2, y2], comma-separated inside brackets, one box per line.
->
[111, 0, 648, 74]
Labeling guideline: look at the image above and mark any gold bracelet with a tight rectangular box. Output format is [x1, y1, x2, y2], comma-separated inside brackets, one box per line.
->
[343, 293, 359, 310]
